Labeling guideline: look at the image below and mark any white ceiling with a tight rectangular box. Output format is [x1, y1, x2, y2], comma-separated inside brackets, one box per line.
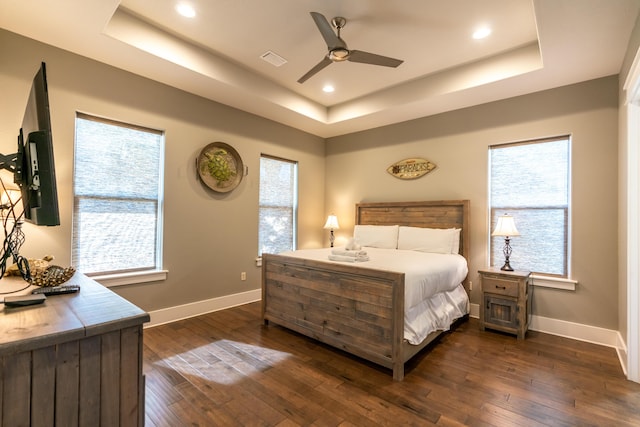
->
[1, 0, 638, 138]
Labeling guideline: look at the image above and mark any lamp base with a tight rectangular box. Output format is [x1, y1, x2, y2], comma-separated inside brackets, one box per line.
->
[500, 260, 514, 271]
[500, 237, 514, 271]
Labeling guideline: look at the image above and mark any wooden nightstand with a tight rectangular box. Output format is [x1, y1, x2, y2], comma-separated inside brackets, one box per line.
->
[478, 267, 531, 339]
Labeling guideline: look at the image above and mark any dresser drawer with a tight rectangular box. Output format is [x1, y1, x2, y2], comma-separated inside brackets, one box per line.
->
[482, 276, 519, 297]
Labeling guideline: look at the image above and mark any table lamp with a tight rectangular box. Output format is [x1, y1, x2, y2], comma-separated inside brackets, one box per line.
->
[323, 214, 340, 247]
[492, 213, 520, 271]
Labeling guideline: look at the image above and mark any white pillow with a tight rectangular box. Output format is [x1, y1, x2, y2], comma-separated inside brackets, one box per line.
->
[398, 226, 461, 254]
[450, 228, 461, 254]
[353, 225, 399, 249]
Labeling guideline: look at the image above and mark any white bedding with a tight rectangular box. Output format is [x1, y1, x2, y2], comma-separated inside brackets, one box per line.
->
[278, 247, 470, 344]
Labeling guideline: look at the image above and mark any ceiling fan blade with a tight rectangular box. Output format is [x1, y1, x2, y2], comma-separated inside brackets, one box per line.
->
[310, 12, 342, 49]
[298, 56, 333, 83]
[348, 50, 404, 68]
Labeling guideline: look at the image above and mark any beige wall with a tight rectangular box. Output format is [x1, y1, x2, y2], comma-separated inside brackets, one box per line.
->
[326, 77, 619, 329]
[0, 28, 623, 331]
[0, 29, 325, 311]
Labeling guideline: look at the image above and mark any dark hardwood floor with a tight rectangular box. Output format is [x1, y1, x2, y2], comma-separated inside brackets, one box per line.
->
[143, 302, 640, 426]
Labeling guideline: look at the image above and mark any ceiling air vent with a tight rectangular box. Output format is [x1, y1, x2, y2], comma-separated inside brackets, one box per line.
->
[260, 51, 287, 67]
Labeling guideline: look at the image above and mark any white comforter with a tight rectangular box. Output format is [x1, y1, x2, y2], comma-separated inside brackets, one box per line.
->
[278, 247, 469, 344]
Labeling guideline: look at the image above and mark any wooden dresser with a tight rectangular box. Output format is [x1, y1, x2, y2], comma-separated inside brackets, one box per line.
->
[0, 273, 149, 426]
[478, 267, 531, 339]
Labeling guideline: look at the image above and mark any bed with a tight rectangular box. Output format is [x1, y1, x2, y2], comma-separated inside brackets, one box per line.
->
[261, 200, 470, 381]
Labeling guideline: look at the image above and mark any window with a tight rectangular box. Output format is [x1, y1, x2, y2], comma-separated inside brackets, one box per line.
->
[258, 155, 297, 255]
[489, 136, 570, 277]
[73, 113, 164, 275]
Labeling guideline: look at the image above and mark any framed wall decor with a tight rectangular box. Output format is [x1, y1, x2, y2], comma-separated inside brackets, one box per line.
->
[196, 142, 244, 192]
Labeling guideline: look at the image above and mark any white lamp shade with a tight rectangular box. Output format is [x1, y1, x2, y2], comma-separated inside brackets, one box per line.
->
[492, 214, 520, 237]
[323, 214, 340, 230]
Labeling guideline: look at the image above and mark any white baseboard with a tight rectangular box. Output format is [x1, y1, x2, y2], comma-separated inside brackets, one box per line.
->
[150, 300, 622, 353]
[151, 298, 624, 364]
[469, 302, 480, 319]
[617, 333, 629, 376]
[469, 302, 622, 352]
[145, 288, 261, 328]
[529, 315, 620, 348]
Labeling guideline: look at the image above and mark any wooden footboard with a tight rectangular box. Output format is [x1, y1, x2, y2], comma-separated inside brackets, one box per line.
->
[261, 253, 408, 380]
[261, 200, 470, 381]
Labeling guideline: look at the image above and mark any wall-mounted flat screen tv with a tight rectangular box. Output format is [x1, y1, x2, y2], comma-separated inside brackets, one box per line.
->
[15, 61, 60, 226]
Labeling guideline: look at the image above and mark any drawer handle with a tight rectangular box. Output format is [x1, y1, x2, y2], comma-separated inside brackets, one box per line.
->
[495, 285, 506, 290]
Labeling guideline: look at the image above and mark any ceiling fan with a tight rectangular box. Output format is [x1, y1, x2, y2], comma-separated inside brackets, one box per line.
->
[297, 12, 404, 84]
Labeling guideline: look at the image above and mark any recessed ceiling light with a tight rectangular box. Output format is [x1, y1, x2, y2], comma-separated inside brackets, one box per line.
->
[323, 85, 335, 93]
[176, 3, 196, 18]
[472, 27, 491, 39]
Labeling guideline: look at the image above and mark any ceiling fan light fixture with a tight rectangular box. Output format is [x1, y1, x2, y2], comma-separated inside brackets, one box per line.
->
[329, 48, 350, 62]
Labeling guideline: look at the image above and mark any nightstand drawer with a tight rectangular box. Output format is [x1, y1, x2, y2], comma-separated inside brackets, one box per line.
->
[482, 276, 518, 297]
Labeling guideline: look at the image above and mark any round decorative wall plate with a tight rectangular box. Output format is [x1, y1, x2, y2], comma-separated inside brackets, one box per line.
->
[196, 142, 244, 192]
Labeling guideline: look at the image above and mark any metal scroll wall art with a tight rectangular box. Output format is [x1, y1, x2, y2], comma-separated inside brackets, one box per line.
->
[387, 158, 437, 180]
[196, 142, 244, 193]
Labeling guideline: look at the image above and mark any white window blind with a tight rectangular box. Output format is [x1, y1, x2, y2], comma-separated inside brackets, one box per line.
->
[258, 155, 297, 256]
[73, 113, 164, 275]
[489, 136, 570, 276]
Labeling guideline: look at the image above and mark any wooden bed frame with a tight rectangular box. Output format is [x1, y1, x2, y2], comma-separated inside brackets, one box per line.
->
[261, 200, 470, 380]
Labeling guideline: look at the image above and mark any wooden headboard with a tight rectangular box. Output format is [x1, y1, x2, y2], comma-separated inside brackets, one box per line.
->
[355, 200, 470, 274]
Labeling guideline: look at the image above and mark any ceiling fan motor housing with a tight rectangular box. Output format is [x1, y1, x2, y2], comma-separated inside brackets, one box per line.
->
[329, 47, 350, 61]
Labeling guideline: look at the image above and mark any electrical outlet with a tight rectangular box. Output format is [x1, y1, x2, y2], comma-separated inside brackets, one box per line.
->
[469, 281, 473, 290]
[241, 272, 246, 281]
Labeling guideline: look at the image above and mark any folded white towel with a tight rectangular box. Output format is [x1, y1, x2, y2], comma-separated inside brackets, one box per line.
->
[331, 249, 368, 257]
[328, 254, 370, 263]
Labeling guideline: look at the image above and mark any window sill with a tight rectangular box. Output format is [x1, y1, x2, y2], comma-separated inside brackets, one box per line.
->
[90, 270, 168, 288]
[530, 274, 577, 291]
